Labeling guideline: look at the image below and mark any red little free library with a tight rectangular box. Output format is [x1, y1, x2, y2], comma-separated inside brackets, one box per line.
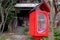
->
[29, 2, 50, 40]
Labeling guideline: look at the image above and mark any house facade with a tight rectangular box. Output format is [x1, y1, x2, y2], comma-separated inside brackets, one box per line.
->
[12, 0, 43, 34]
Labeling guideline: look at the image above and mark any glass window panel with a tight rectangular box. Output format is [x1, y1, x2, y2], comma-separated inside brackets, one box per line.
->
[37, 13, 46, 33]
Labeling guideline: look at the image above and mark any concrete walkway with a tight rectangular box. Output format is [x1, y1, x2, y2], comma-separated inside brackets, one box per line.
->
[0, 33, 29, 40]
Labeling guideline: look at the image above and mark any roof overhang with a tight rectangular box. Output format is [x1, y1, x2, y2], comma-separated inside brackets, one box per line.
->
[14, 3, 39, 7]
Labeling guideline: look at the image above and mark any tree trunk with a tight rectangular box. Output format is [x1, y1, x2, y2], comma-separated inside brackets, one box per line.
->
[8, 20, 13, 32]
[0, 0, 4, 31]
[48, 0, 54, 40]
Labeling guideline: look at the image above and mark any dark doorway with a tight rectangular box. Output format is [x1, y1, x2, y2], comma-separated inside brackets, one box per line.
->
[17, 10, 30, 26]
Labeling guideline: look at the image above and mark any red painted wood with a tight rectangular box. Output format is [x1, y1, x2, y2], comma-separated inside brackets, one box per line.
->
[33, 36, 43, 40]
[29, 10, 49, 36]
[40, 2, 50, 12]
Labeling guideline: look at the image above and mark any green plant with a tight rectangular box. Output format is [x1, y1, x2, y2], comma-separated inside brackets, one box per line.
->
[24, 28, 29, 35]
[43, 36, 48, 40]
[0, 36, 7, 40]
[5, 10, 15, 24]
[54, 28, 60, 40]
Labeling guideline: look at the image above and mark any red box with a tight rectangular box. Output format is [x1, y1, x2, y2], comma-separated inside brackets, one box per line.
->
[29, 9, 49, 36]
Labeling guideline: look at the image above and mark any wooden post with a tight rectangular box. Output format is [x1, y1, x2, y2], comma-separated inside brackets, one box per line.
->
[33, 36, 43, 40]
